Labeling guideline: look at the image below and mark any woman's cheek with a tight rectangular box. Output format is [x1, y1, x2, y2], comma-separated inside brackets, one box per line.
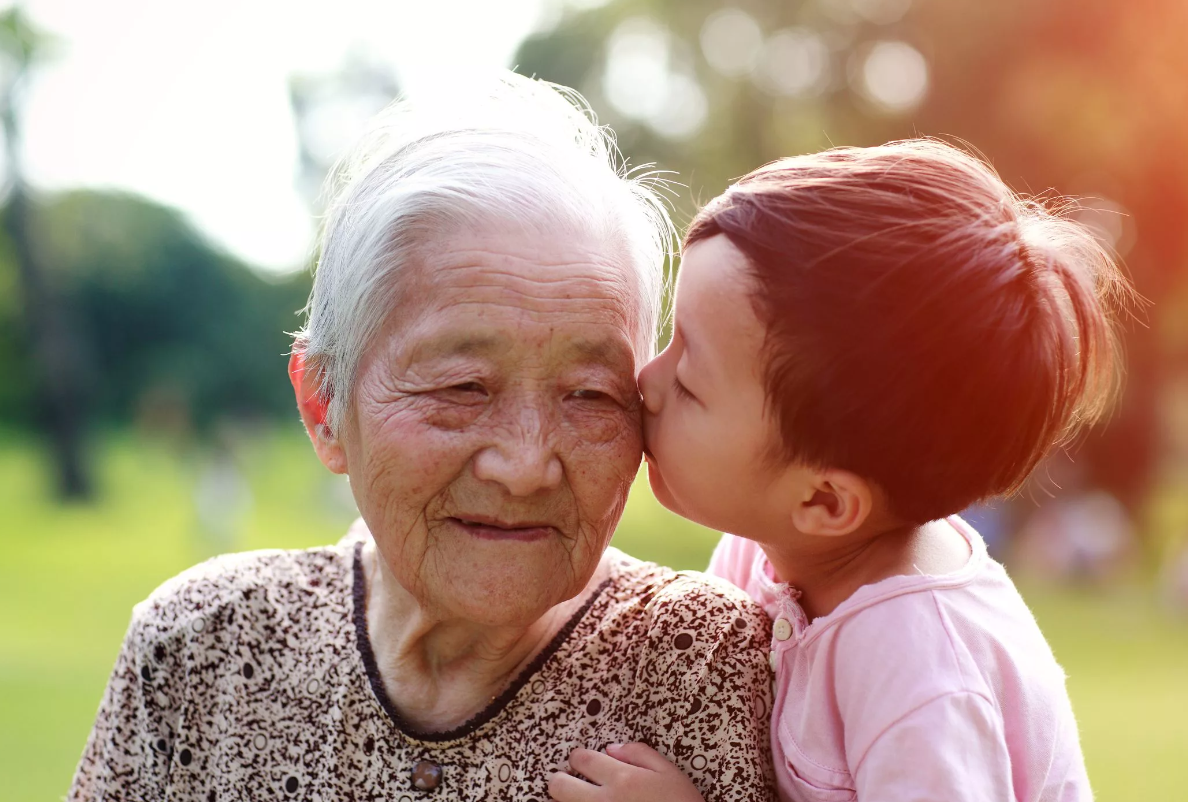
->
[562, 406, 641, 508]
[575, 426, 641, 489]
[563, 396, 641, 443]
[354, 400, 480, 495]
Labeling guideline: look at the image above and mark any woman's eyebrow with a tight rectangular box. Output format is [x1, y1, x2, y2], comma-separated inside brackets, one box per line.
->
[410, 334, 502, 362]
[565, 338, 633, 369]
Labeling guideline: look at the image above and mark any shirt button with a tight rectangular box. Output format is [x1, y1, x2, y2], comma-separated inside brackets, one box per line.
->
[411, 759, 442, 791]
[768, 650, 779, 672]
[773, 617, 793, 641]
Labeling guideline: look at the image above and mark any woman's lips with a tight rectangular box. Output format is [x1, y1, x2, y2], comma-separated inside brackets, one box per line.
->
[448, 517, 555, 542]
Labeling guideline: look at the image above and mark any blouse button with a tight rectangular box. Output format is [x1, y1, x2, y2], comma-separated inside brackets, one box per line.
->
[773, 617, 793, 641]
[411, 759, 443, 791]
[768, 650, 779, 672]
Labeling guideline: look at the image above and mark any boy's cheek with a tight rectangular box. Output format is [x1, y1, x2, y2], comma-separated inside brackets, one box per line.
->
[645, 456, 682, 515]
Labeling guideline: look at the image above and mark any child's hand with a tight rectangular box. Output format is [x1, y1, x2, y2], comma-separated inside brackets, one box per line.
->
[547, 742, 706, 802]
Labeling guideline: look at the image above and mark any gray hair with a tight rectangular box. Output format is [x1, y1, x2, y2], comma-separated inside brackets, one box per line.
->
[295, 72, 675, 434]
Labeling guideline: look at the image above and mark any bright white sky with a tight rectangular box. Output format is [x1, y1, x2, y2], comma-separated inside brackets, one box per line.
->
[12, 0, 557, 272]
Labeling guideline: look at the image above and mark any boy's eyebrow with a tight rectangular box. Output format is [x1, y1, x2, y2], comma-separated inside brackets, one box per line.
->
[675, 322, 701, 367]
[676, 319, 728, 385]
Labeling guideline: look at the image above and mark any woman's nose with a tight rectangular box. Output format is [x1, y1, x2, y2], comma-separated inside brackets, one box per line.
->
[472, 409, 564, 496]
[637, 353, 666, 416]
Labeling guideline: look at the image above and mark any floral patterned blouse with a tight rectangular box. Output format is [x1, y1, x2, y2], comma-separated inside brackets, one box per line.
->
[69, 527, 776, 801]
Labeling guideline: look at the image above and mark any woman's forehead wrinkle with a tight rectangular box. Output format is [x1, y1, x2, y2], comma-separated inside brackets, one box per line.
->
[426, 239, 635, 289]
[435, 269, 632, 304]
[424, 274, 636, 333]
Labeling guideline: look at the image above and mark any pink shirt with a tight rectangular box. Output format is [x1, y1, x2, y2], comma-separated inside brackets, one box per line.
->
[708, 517, 1091, 802]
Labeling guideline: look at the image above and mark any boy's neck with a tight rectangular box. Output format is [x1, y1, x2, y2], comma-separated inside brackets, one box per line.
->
[760, 519, 968, 620]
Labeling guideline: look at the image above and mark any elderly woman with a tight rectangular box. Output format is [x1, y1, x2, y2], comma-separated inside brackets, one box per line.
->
[69, 74, 774, 801]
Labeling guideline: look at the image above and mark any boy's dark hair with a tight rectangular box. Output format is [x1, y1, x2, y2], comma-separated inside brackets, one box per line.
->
[686, 139, 1131, 524]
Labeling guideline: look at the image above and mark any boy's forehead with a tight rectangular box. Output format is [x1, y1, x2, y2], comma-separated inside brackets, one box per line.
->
[676, 236, 766, 367]
[677, 235, 751, 303]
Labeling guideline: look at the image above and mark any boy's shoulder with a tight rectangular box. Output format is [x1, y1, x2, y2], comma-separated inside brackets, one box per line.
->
[824, 557, 1063, 718]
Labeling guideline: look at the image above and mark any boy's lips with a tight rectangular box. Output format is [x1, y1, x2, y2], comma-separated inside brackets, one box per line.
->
[643, 450, 663, 478]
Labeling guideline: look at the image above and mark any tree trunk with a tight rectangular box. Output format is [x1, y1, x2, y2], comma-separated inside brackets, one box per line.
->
[5, 186, 91, 500]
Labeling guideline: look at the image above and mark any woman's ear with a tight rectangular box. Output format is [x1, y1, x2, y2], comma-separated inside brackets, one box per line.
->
[288, 350, 348, 475]
[790, 468, 873, 537]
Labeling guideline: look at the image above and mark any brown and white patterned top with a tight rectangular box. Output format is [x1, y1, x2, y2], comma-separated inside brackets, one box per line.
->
[69, 527, 776, 801]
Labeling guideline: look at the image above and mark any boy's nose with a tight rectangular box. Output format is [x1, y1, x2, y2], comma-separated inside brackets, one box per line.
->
[637, 355, 665, 415]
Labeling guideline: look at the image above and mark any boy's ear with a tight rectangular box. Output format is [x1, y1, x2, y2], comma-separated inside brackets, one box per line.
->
[288, 350, 348, 475]
[790, 468, 873, 537]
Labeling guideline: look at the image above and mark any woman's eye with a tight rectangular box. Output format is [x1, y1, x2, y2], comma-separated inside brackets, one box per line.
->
[672, 377, 696, 402]
[570, 389, 609, 401]
[448, 382, 488, 397]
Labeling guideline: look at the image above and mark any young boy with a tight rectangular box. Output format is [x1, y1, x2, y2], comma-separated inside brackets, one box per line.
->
[548, 139, 1127, 801]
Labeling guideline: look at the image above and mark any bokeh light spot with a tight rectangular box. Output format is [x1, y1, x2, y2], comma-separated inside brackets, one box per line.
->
[603, 17, 707, 140]
[756, 28, 830, 98]
[700, 8, 763, 77]
[603, 17, 671, 121]
[857, 40, 928, 113]
[650, 72, 708, 140]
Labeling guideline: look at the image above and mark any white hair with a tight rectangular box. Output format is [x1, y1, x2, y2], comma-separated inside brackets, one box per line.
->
[295, 72, 675, 434]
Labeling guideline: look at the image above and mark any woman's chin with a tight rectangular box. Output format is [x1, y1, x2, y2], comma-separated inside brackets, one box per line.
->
[428, 542, 595, 625]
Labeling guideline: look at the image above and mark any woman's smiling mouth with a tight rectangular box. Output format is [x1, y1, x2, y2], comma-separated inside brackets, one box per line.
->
[448, 516, 557, 542]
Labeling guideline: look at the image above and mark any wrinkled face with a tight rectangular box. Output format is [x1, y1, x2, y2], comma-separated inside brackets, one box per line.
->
[639, 235, 787, 537]
[339, 222, 644, 626]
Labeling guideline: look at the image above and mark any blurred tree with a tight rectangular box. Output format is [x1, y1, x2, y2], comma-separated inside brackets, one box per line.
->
[516, 0, 1181, 526]
[33, 191, 311, 430]
[0, 6, 92, 498]
[0, 190, 312, 437]
[0, 8, 318, 498]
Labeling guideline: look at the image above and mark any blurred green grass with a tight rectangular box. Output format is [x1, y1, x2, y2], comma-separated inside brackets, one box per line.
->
[1, 429, 1185, 801]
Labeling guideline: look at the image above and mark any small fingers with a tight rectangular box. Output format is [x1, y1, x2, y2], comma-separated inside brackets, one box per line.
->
[568, 747, 636, 785]
[548, 771, 603, 802]
[605, 742, 676, 773]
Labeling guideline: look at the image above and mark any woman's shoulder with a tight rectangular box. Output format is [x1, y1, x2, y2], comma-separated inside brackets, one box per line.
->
[601, 546, 772, 653]
[587, 548, 775, 795]
[128, 536, 357, 649]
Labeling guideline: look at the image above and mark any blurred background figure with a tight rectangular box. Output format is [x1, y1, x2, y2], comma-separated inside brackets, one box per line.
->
[191, 423, 252, 554]
[1, 0, 1187, 801]
[960, 499, 1013, 561]
[1008, 457, 1137, 585]
[1013, 490, 1137, 586]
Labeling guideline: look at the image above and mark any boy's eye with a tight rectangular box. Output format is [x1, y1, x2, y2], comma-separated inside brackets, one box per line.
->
[672, 377, 696, 402]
